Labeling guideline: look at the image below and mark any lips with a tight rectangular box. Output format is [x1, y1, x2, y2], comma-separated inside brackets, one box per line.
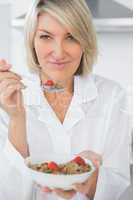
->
[48, 61, 70, 70]
[50, 61, 70, 65]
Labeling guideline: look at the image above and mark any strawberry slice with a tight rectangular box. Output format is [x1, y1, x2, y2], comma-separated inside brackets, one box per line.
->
[72, 156, 86, 166]
[48, 161, 58, 170]
[44, 80, 54, 86]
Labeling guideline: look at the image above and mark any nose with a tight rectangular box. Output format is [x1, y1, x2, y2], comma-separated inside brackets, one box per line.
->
[52, 41, 65, 61]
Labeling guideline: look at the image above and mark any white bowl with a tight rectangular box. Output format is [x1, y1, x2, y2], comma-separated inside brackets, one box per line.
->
[25, 155, 95, 190]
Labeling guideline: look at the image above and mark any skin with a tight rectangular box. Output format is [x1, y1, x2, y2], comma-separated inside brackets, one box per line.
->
[34, 13, 83, 89]
[0, 60, 28, 157]
[0, 12, 102, 199]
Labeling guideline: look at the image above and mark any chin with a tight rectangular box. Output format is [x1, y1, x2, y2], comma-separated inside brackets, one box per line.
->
[52, 75, 66, 82]
[41, 67, 74, 81]
[46, 70, 67, 79]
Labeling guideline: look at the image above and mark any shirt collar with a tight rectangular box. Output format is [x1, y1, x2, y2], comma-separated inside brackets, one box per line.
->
[74, 73, 98, 104]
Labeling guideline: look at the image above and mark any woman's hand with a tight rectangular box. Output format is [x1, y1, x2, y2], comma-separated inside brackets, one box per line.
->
[78, 150, 102, 168]
[73, 169, 98, 200]
[40, 151, 102, 200]
[0, 59, 26, 118]
[73, 150, 102, 200]
[41, 187, 76, 200]
[0, 59, 28, 157]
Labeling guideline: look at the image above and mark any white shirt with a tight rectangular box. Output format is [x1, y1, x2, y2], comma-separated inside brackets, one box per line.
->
[0, 73, 132, 200]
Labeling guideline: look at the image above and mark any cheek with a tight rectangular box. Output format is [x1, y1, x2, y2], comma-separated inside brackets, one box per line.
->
[70, 46, 83, 61]
[34, 41, 50, 59]
[35, 47, 47, 58]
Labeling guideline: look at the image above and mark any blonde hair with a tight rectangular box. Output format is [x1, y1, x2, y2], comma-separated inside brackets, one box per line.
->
[24, 0, 98, 75]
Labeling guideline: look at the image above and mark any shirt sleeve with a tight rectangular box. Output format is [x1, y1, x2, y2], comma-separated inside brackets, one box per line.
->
[94, 87, 132, 200]
[0, 108, 25, 168]
[0, 108, 33, 200]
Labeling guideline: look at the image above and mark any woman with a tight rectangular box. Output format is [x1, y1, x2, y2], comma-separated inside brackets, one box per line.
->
[0, 0, 131, 200]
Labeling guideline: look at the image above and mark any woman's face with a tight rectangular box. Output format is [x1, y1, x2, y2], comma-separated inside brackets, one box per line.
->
[34, 12, 83, 83]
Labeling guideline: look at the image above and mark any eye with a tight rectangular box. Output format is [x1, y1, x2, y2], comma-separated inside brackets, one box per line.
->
[67, 35, 77, 41]
[39, 35, 51, 40]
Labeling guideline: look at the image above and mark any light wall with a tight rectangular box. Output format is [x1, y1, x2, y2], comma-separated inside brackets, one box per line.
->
[8, 0, 32, 18]
[0, 1, 11, 60]
[114, 0, 133, 10]
[94, 32, 133, 88]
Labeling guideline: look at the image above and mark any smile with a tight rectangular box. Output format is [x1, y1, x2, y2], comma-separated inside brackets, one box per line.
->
[48, 61, 70, 70]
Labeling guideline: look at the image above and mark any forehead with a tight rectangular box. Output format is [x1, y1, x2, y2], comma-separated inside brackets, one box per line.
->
[37, 12, 71, 34]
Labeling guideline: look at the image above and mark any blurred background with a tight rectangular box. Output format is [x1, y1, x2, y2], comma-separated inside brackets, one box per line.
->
[0, 0, 133, 199]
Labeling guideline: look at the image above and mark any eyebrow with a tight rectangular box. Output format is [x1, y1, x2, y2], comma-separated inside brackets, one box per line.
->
[38, 29, 54, 35]
[37, 29, 71, 36]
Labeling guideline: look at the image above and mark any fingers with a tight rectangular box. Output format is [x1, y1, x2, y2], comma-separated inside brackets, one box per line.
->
[74, 181, 95, 200]
[0, 59, 22, 80]
[40, 186, 76, 200]
[0, 59, 12, 71]
[39, 184, 76, 200]
[74, 183, 88, 194]
[3, 83, 25, 97]
[41, 186, 52, 193]
[0, 71, 22, 82]
[73, 169, 99, 195]
[0, 59, 26, 115]
[0, 82, 25, 108]
[0, 84, 24, 104]
[74, 179, 91, 194]
[0, 79, 25, 93]
[53, 188, 76, 200]
[78, 150, 102, 168]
